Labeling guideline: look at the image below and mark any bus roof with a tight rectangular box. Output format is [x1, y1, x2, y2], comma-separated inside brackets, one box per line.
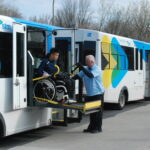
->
[0, 15, 61, 32]
[12, 17, 61, 30]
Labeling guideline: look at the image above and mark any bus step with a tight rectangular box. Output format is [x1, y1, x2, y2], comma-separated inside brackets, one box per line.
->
[52, 120, 67, 126]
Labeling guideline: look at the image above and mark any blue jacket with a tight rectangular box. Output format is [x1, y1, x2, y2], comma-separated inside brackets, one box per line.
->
[78, 64, 104, 96]
[37, 58, 57, 76]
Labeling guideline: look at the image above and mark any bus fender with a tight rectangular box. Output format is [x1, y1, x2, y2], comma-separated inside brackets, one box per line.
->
[119, 86, 128, 102]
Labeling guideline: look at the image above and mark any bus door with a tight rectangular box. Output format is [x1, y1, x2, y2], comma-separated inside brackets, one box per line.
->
[52, 29, 82, 124]
[52, 30, 75, 73]
[13, 23, 27, 110]
[145, 50, 150, 97]
[134, 48, 144, 99]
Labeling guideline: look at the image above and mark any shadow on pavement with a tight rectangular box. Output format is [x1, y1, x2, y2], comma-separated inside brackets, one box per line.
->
[0, 99, 150, 149]
[0, 127, 54, 150]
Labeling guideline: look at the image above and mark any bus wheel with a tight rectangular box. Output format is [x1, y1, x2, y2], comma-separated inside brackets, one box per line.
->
[0, 120, 4, 138]
[116, 91, 126, 110]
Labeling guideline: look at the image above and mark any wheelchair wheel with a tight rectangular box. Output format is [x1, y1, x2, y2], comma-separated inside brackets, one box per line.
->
[33, 78, 56, 104]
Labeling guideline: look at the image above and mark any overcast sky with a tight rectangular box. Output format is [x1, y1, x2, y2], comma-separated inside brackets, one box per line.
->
[3, 0, 147, 18]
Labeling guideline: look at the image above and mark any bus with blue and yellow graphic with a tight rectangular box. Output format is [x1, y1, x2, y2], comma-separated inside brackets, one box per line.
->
[52, 28, 150, 109]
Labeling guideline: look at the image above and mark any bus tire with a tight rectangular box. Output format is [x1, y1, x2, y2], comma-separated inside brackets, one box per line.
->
[116, 91, 127, 110]
[0, 117, 5, 138]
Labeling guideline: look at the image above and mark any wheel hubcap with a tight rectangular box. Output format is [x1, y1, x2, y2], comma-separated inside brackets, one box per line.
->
[120, 94, 125, 108]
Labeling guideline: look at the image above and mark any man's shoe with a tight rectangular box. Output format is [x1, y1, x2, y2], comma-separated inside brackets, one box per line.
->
[90, 129, 102, 133]
[98, 128, 102, 132]
[83, 129, 91, 133]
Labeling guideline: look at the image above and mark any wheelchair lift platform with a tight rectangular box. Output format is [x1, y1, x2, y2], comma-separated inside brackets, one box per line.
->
[33, 97, 101, 115]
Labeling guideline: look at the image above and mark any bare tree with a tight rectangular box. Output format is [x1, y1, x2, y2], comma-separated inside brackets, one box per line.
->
[0, 2, 23, 18]
[54, 0, 93, 28]
[55, 0, 77, 28]
[76, 0, 93, 28]
[101, 0, 150, 42]
[130, 0, 150, 41]
[96, 0, 115, 31]
[28, 0, 150, 42]
[29, 14, 52, 25]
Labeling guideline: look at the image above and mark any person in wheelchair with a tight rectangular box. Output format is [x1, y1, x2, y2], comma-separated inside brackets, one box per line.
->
[34, 48, 71, 104]
[37, 48, 60, 77]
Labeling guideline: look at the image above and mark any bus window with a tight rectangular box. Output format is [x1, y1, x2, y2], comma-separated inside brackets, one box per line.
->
[122, 46, 134, 71]
[27, 30, 46, 69]
[101, 53, 110, 70]
[0, 32, 12, 78]
[140, 49, 143, 70]
[81, 41, 96, 65]
[17, 33, 24, 76]
[101, 42, 110, 70]
[118, 55, 126, 70]
[110, 54, 118, 69]
[135, 48, 138, 70]
[145, 50, 150, 70]
[84, 41, 96, 50]
[55, 37, 71, 72]
[102, 42, 110, 53]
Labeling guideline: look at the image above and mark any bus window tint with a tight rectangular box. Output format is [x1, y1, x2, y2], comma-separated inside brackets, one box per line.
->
[17, 33, 24, 77]
[81, 41, 96, 65]
[102, 53, 110, 69]
[110, 54, 118, 69]
[122, 46, 134, 70]
[101, 42, 110, 70]
[118, 55, 126, 70]
[55, 38, 71, 72]
[0, 32, 12, 78]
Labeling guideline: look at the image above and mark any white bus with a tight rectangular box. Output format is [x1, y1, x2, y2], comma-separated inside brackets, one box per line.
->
[0, 15, 101, 137]
[0, 15, 61, 137]
[51, 28, 150, 110]
[1, 15, 150, 137]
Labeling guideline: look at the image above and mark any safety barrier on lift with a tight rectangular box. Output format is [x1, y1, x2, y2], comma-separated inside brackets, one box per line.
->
[32, 69, 101, 115]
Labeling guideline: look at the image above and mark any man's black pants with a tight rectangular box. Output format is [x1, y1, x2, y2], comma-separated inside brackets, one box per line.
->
[85, 94, 104, 131]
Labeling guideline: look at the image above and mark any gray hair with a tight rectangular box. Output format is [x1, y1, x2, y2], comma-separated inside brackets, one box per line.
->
[86, 55, 95, 63]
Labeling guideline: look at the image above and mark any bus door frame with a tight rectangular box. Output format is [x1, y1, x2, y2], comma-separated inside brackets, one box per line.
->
[13, 22, 27, 110]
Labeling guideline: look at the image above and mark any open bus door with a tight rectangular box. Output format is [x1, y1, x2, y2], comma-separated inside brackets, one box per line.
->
[13, 23, 27, 110]
[50, 29, 100, 125]
[51, 29, 82, 125]
[26, 28, 101, 126]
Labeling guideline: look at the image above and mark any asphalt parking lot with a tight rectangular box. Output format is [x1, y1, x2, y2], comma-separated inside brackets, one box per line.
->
[1, 100, 150, 150]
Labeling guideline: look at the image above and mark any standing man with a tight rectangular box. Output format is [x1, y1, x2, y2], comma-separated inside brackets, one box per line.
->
[73, 55, 104, 133]
[37, 48, 59, 76]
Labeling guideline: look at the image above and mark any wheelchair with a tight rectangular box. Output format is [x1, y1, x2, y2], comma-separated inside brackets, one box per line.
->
[33, 69, 73, 104]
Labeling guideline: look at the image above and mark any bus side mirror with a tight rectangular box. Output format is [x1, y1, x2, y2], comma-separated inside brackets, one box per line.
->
[52, 30, 57, 36]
